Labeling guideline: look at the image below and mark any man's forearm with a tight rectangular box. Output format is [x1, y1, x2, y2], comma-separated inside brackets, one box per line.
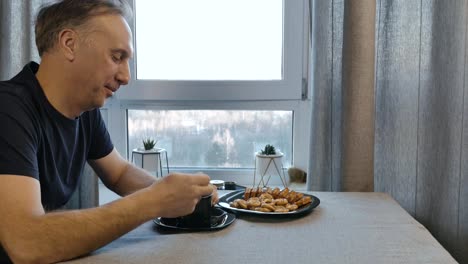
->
[2, 172, 214, 264]
[107, 163, 157, 196]
[5, 189, 153, 264]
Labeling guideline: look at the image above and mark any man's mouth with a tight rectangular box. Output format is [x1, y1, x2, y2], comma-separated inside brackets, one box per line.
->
[105, 85, 117, 96]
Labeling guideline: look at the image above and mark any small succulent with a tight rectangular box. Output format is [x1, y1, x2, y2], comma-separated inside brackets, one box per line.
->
[260, 144, 276, 155]
[142, 138, 157, 151]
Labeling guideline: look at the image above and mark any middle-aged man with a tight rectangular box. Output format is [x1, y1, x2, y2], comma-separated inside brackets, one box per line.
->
[0, 1, 217, 263]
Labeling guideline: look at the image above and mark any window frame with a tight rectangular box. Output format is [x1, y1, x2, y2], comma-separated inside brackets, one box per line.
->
[102, 0, 311, 186]
[117, 0, 305, 101]
[105, 100, 311, 186]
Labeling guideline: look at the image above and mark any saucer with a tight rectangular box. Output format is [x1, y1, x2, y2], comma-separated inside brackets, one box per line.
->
[154, 208, 235, 231]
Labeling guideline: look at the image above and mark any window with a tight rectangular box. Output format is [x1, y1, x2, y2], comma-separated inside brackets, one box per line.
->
[127, 110, 293, 169]
[105, 0, 310, 185]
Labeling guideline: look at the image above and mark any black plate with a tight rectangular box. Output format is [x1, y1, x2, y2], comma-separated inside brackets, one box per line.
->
[225, 183, 246, 191]
[218, 190, 320, 216]
[153, 208, 235, 231]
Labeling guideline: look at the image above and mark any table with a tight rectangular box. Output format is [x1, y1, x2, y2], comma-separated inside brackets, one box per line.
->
[63, 192, 457, 264]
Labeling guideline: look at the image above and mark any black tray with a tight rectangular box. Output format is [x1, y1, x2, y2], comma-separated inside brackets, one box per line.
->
[218, 190, 320, 217]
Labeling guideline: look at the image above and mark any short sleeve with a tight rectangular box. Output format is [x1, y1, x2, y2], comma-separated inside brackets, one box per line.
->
[87, 109, 114, 160]
[0, 98, 39, 178]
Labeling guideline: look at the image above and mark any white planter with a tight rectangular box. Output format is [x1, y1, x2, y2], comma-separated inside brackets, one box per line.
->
[132, 148, 163, 173]
[255, 152, 283, 175]
[254, 152, 287, 187]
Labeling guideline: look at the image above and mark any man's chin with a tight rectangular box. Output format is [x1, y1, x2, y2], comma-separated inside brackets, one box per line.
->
[87, 100, 106, 111]
[96, 100, 106, 108]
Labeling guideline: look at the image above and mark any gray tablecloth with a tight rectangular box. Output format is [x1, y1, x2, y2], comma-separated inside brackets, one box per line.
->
[63, 192, 457, 264]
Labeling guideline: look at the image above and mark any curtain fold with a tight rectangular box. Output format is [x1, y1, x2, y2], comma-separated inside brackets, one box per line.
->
[0, 0, 99, 210]
[308, 0, 335, 191]
[340, 0, 376, 191]
[308, 0, 375, 192]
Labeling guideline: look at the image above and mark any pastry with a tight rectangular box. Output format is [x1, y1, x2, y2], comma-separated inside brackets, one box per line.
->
[228, 188, 313, 213]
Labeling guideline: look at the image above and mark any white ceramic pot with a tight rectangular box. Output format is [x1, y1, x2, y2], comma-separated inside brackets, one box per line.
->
[255, 152, 284, 177]
[133, 148, 163, 173]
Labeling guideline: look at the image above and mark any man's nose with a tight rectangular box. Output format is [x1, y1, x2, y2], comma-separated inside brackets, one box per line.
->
[117, 61, 130, 85]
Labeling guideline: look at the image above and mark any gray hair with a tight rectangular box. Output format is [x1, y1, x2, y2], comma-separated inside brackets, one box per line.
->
[35, 0, 132, 56]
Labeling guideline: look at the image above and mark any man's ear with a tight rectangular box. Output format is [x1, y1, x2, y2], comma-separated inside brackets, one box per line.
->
[58, 29, 77, 61]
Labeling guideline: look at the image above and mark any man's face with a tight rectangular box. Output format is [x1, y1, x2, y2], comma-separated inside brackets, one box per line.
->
[72, 14, 134, 111]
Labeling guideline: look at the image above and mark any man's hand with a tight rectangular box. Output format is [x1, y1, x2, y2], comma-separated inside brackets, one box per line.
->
[143, 173, 214, 218]
[210, 184, 219, 205]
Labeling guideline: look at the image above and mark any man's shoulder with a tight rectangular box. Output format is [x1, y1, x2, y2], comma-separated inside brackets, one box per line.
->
[0, 79, 35, 110]
[0, 64, 37, 99]
[0, 78, 41, 131]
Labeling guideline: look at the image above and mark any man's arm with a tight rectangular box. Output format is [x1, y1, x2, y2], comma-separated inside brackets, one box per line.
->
[89, 149, 219, 203]
[0, 171, 213, 263]
[88, 148, 156, 196]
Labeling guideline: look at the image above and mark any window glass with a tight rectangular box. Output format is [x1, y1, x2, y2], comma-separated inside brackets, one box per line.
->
[135, 0, 283, 80]
[128, 110, 293, 168]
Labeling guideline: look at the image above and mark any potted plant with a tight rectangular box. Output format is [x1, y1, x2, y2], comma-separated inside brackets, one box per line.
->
[142, 138, 157, 151]
[133, 138, 162, 174]
[254, 144, 287, 187]
[258, 144, 278, 156]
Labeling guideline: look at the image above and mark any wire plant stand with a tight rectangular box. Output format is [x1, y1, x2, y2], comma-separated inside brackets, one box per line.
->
[253, 152, 288, 189]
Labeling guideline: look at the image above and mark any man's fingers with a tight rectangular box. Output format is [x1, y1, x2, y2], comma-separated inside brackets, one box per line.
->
[190, 173, 210, 186]
[170, 172, 212, 195]
[211, 191, 220, 205]
[197, 185, 214, 197]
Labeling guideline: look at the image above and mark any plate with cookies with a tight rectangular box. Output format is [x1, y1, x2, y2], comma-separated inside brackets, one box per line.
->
[218, 187, 320, 216]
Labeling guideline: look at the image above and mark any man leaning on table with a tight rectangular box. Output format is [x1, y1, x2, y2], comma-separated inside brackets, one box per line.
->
[0, 1, 218, 263]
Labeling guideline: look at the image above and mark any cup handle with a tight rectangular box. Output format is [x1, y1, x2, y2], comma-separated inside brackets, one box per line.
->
[210, 209, 228, 227]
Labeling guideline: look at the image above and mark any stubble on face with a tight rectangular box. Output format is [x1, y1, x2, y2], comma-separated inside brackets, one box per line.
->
[71, 15, 133, 111]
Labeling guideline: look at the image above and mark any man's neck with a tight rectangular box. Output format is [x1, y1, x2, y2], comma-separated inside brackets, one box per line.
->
[35, 58, 82, 119]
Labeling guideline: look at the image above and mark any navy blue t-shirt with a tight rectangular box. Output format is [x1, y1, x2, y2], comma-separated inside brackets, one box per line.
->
[0, 62, 114, 263]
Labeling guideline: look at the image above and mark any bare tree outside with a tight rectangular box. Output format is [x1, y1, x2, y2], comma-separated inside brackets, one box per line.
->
[128, 110, 293, 169]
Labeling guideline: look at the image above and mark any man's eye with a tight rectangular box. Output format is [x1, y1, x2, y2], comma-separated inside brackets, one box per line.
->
[112, 55, 121, 62]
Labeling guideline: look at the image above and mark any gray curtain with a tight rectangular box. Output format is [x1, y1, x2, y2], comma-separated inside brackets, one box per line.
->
[309, 0, 468, 262]
[0, 1, 42, 80]
[309, 0, 376, 192]
[0, 1, 99, 209]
